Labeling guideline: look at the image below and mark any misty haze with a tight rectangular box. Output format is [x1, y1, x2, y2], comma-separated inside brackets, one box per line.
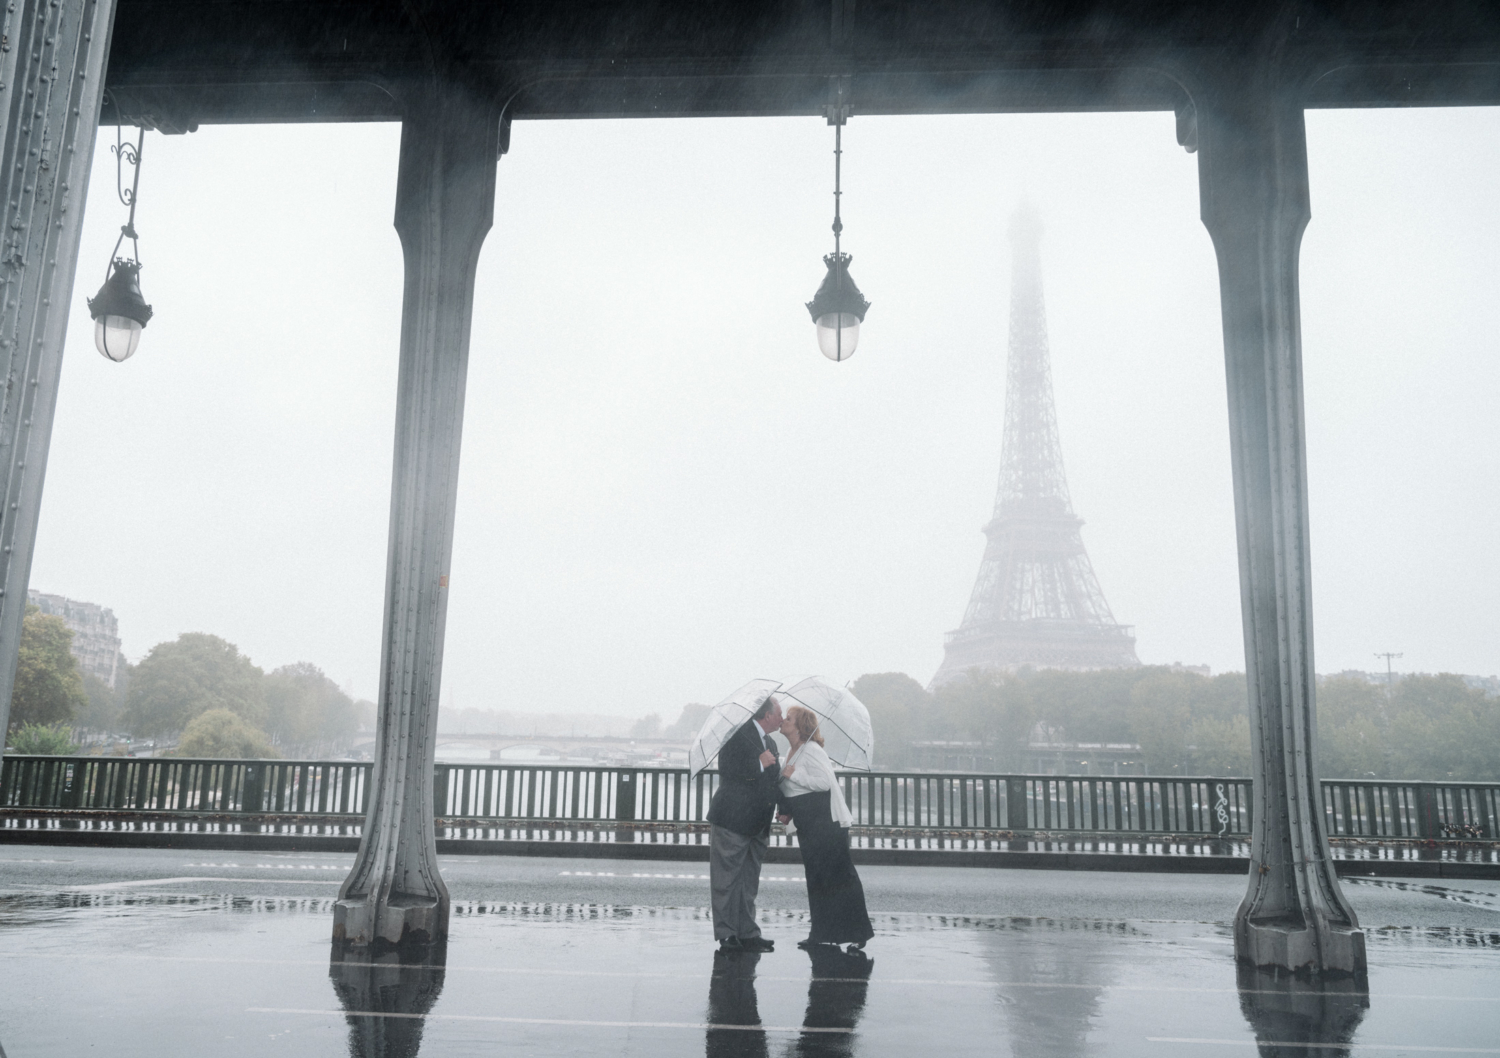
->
[2, 6, 1499, 1054]
[25, 109, 1498, 761]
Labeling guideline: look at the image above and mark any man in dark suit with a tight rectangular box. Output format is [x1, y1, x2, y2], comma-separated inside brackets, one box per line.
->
[707, 693, 783, 952]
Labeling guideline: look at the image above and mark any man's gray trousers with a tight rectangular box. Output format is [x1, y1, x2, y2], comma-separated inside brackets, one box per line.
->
[709, 824, 766, 942]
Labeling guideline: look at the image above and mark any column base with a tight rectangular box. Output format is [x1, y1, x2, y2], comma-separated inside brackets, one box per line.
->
[332, 893, 450, 956]
[1235, 917, 1367, 977]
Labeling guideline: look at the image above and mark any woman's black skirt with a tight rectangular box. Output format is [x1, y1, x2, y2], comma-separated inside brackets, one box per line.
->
[782, 789, 874, 945]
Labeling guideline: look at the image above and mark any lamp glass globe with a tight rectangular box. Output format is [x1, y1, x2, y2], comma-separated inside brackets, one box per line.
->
[815, 312, 860, 362]
[95, 315, 142, 362]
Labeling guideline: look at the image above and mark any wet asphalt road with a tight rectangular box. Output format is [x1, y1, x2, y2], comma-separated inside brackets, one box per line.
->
[1, 843, 1496, 929]
[1, 844, 1497, 1057]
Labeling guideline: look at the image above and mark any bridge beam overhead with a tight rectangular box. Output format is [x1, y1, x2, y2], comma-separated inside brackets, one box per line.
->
[92, 1, 1500, 130]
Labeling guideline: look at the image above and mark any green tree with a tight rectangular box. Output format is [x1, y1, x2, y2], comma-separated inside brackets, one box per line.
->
[844, 664, 1497, 780]
[851, 672, 929, 768]
[9, 605, 87, 732]
[1187, 714, 1251, 776]
[122, 633, 265, 738]
[1128, 672, 1194, 773]
[931, 670, 1035, 771]
[1027, 667, 1140, 744]
[77, 672, 125, 733]
[263, 662, 357, 756]
[630, 713, 663, 739]
[1386, 675, 1500, 781]
[8, 721, 76, 754]
[665, 702, 711, 740]
[1026, 667, 1249, 775]
[1315, 676, 1389, 779]
[175, 708, 278, 758]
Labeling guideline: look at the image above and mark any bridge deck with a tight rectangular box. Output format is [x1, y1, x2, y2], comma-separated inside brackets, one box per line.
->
[0, 846, 1495, 1057]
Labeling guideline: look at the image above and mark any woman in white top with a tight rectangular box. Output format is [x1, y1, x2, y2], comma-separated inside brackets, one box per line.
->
[776, 704, 873, 951]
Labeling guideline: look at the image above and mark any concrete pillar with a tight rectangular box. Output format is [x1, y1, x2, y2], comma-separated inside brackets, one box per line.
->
[1193, 73, 1366, 976]
[333, 80, 498, 953]
[0, 0, 118, 737]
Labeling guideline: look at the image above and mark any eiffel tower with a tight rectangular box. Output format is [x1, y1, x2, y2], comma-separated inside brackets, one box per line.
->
[930, 204, 1139, 688]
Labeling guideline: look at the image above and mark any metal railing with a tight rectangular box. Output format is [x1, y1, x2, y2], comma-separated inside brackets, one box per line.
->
[2, 755, 1496, 842]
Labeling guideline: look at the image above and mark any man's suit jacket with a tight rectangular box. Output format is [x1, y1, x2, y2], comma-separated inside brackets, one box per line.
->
[707, 718, 781, 838]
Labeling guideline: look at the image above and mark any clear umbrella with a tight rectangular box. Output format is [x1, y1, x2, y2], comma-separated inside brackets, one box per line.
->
[688, 678, 783, 777]
[776, 676, 874, 770]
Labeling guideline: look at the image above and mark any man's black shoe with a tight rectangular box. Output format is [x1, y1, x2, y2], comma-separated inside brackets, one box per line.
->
[718, 936, 746, 952]
[742, 936, 775, 953]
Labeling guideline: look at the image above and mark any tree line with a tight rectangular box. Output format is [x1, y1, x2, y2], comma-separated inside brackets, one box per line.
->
[851, 666, 1500, 781]
[6, 606, 362, 758]
[10, 601, 1495, 778]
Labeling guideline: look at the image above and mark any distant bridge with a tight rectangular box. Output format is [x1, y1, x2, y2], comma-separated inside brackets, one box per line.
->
[352, 732, 689, 762]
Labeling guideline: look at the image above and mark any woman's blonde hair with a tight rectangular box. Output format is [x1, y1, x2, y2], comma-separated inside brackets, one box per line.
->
[786, 705, 824, 747]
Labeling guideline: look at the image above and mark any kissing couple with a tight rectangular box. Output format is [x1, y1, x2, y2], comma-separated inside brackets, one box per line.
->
[706, 691, 874, 954]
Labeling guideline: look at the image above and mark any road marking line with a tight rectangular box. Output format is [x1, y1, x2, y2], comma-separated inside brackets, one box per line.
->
[60, 877, 342, 891]
[65, 877, 243, 891]
[248, 1007, 850, 1032]
[183, 863, 346, 870]
[1149, 1039, 1500, 1053]
[558, 872, 801, 881]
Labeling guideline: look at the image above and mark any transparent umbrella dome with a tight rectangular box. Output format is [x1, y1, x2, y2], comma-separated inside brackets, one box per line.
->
[688, 678, 783, 777]
[775, 675, 874, 771]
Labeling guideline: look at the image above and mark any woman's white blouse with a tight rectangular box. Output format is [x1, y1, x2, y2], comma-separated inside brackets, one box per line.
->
[777, 740, 854, 833]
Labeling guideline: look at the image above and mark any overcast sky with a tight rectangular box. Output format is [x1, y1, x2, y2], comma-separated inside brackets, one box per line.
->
[29, 105, 1500, 717]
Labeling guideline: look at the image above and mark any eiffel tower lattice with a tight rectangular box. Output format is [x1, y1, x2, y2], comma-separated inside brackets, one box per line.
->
[930, 204, 1139, 688]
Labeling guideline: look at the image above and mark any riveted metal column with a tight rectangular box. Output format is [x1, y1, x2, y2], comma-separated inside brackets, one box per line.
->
[333, 81, 498, 953]
[1193, 70, 1365, 976]
[0, 0, 118, 737]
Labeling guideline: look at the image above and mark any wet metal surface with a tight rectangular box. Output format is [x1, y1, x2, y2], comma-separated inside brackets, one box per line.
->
[0, 847, 1496, 1056]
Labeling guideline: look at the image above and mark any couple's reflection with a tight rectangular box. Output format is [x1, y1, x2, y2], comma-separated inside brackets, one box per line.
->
[707, 946, 874, 1058]
[1237, 964, 1370, 1058]
[330, 946, 447, 1058]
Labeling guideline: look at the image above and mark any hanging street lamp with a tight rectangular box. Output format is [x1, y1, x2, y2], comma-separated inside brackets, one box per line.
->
[805, 79, 869, 362]
[87, 125, 153, 362]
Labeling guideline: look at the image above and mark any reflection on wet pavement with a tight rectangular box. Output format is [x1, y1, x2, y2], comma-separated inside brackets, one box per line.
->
[986, 920, 1123, 1058]
[794, 946, 874, 1058]
[1236, 966, 1369, 1058]
[331, 951, 447, 1058]
[704, 946, 875, 1058]
[0, 862, 1495, 1056]
[707, 951, 768, 1058]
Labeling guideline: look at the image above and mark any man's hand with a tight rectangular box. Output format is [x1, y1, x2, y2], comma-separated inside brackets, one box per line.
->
[777, 813, 791, 825]
[759, 750, 776, 768]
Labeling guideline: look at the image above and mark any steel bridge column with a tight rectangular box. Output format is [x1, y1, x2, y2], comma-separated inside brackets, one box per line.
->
[333, 80, 498, 953]
[1193, 71, 1365, 976]
[0, 0, 119, 738]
